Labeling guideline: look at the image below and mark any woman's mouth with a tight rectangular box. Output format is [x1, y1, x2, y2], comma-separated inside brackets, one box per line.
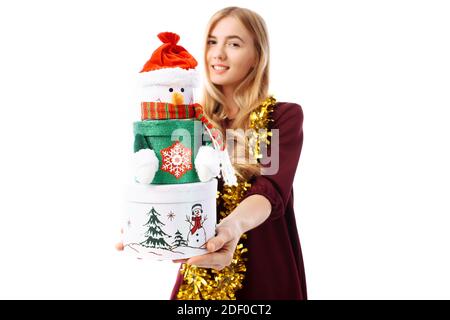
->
[211, 65, 230, 74]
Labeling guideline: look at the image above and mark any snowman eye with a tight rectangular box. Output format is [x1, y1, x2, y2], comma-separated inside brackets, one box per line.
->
[169, 88, 173, 92]
[181, 88, 184, 92]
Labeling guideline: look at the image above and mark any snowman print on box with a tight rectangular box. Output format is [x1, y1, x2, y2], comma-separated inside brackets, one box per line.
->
[186, 203, 207, 247]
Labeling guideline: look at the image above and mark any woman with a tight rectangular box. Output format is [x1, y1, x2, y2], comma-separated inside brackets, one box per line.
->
[171, 6, 307, 300]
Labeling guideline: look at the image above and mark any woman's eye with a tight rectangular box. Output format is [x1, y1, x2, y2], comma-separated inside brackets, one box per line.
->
[228, 42, 240, 47]
[169, 88, 173, 92]
[207, 40, 216, 45]
[181, 88, 184, 92]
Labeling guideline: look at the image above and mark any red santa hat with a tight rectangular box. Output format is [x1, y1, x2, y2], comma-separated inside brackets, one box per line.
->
[139, 32, 199, 87]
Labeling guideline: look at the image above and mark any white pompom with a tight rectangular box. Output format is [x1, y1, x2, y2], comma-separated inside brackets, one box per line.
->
[195, 146, 220, 182]
[133, 149, 159, 184]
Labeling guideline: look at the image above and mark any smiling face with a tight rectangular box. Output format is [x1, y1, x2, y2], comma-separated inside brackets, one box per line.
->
[206, 16, 257, 91]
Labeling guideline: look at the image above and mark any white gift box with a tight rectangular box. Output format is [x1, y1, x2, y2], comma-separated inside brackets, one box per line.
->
[123, 179, 217, 260]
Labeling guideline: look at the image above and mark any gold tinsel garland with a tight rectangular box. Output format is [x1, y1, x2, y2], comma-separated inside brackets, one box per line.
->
[176, 96, 276, 300]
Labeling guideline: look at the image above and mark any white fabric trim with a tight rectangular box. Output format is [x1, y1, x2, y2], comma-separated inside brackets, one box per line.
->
[139, 67, 199, 87]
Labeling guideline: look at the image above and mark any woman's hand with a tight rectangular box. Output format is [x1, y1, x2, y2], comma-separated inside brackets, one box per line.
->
[115, 242, 124, 251]
[172, 195, 271, 267]
[183, 217, 242, 270]
[115, 228, 124, 251]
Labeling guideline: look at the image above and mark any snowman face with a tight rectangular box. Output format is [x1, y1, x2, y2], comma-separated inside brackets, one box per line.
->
[141, 85, 194, 105]
[192, 207, 202, 218]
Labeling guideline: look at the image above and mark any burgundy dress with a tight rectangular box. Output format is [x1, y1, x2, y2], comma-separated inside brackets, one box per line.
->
[170, 102, 307, 300]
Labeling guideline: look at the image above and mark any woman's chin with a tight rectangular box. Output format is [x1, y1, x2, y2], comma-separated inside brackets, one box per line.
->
[211, 77, 233, 87]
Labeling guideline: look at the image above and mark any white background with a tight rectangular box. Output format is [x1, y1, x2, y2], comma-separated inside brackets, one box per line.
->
[0, 0, 449, 299]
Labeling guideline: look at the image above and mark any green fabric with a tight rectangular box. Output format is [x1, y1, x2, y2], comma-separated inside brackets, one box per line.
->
[134, 120, 207, 184]
[134, 133, 150, 151]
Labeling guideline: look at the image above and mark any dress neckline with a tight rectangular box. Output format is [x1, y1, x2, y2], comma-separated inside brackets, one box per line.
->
[222, 117, 234, 129]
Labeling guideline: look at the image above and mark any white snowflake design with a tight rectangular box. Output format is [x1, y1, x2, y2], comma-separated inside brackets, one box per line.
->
[160, 141, 192, 179]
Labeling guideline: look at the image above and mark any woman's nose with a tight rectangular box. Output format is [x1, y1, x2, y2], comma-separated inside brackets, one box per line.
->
[212, 44, 226, 60]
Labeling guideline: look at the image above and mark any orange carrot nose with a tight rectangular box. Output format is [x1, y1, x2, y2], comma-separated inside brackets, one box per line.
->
[172, 92, 184, 105]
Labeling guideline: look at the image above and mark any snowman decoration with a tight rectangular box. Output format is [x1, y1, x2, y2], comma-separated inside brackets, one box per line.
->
[132, 32, 224, 184]
[186, 203, 207, 248]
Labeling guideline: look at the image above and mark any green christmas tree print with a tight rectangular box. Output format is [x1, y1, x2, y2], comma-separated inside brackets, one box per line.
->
[172, 230, 188, 248]
[140, 207, 171, 249]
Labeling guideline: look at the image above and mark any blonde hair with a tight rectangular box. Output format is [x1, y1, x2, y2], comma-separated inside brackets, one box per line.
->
[201, 6, 270, 181]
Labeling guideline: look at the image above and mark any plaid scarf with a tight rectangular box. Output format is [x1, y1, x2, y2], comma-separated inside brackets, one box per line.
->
[140, 102, 224, 150]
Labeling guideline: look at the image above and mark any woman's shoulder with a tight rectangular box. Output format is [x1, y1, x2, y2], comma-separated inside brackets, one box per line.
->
[271, 101, 304, 126]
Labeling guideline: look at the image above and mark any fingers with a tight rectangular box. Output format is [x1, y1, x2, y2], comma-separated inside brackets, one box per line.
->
[187, 251, 230, 270]
[172, 259, 188, 264]
[116, 228, 124, 251]
[193, 263, 224, 271]
[206, 237, 224, 252]
[207, 228, 234, 252]
[188, 226, 237, 268]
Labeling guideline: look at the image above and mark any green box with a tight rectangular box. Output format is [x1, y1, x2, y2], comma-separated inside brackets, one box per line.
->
[134, 120, 210, 184]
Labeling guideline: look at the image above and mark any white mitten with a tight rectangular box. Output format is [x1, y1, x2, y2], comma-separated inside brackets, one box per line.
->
[194, 146, 220, 182]
[133, 149, 159, 184]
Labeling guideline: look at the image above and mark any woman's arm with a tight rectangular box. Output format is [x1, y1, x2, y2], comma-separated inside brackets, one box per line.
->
[243, 103, 303, 221]
[226, 194, 271, 234]
[185, 194, 271, 270]
[184, 103, 304, 269]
